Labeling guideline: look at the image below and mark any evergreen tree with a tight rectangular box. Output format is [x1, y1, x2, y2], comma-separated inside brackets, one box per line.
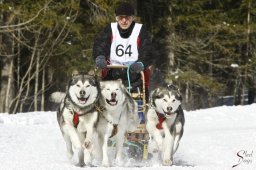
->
[139, 0, 256, 109]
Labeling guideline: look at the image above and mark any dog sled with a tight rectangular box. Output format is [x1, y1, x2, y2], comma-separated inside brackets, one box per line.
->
[97, 65, 150, 161]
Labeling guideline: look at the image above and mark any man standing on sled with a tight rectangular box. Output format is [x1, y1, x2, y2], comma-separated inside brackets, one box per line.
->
[92, 2, 154, 99]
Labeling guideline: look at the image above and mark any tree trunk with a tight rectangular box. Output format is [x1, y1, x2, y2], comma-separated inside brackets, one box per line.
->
[234, 74, 242, 105]
[0, 11, 15, 113]
[34, 52, 40, 111]
[5, 57, 14, 113]
[41, 68, 45, 111]
[185, 82, 189, 110]
[246, 1, 255, 104]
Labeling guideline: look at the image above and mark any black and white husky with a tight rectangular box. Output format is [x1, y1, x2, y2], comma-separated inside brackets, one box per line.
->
[51, 73, 101, 166]
[95, 80, 139, 166]
[146, 84, 185, 166]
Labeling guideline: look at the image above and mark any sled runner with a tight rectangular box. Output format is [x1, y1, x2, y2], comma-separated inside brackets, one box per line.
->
[98, 65, 150, 160]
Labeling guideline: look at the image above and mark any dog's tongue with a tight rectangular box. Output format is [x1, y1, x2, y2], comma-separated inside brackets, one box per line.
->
[107, 99, 117, 105]
[166, 112, 171, 115]
[79, 98, 87, 104]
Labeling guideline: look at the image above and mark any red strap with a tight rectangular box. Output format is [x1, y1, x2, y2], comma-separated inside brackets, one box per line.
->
[143, 68, 151, 88]
[137, 36, 141, 48]
[156, 113, 166, 129]
[101, 69, 108, 79]
[73, 112, 79, 128]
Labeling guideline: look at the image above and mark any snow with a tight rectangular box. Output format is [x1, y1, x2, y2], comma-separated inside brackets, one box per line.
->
[0, 104, 256, 170]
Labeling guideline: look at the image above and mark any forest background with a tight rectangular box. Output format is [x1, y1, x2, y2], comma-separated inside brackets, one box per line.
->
[0, 0, 256, 114]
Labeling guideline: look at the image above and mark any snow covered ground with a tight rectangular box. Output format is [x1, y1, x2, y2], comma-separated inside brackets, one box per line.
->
[0, 104, 256, 170]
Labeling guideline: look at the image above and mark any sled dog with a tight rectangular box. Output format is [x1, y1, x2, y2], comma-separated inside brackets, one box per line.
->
[52, 73, 101, 166]
[146, 84, 185, 166]
[96, 80, 139, 166]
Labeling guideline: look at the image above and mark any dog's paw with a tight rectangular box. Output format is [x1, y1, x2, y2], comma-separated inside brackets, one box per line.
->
[66, 150, 74, 160]
[163, 159, 172, 166]
[73, 140, 82, 150]
[153, 148, 159, 153]
[159, 144, 164, 151]
[75, 162, 85, 167]
[102, 160, 110, 167]
[83, 149, 92, 165]
[83, 139, 92, 149]
[115, 156, 123, 166]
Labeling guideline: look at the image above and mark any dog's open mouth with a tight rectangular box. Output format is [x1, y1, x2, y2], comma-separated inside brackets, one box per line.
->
[163, 109, 172, 116]
[106, 99, 118, 106]
[78, 95, 90, 104]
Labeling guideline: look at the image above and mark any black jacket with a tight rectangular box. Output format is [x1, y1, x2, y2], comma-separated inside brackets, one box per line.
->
[93, 21, 154, 68]
[92, 21, 154, 91]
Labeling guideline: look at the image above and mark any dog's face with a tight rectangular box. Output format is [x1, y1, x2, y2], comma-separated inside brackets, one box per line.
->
[151, 86, 181, 118]
[68, 74, 99, 108]
[100, 81, 126, 107]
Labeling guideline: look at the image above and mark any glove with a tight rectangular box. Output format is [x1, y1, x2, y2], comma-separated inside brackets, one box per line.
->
[130, 62, 144, 73]
[95, 55, 107, 69]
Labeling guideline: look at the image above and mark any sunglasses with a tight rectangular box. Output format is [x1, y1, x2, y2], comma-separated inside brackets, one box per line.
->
[116, 15, 133, 21]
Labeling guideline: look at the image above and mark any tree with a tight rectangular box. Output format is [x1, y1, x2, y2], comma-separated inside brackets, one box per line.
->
[0, 0, 80, 113]
[138, 0, 256, 109]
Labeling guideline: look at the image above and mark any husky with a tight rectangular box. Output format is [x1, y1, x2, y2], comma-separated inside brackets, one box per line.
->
[95, 80, 139, 166]
[146, 84, 185, 166]
[51, 73, 101, 166]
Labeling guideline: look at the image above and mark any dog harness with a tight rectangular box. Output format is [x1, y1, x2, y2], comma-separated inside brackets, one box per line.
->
[94, 105, 119, 138]
[73, 112, 80, 128]
[100, 113, 119, 138]
[156, 112, 166, 129]
[72, 105, 105, 128]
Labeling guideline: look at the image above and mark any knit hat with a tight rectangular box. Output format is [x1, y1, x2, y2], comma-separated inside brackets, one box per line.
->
[115, 2, 134, 16]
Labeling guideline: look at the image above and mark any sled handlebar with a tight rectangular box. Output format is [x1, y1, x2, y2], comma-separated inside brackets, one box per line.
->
[106, 65, 128, 69]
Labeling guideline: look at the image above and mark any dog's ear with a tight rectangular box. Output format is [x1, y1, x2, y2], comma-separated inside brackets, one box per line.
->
[99, 81, 105, 89]
[88, 70, 95, 76]
[167, 84, 178, 91]
[151, 88, 161, 98]
[120, 82, 128, 94]
[69, 74, 79, 86]
[150, 88, 161, 107]
[116, 79, 122, 84]
[167, 84, 182, 101]
[72, 70, 79, 77]
[175, 93, 182, 101]
[88, 76, 97, 86]
[70, 70, 80, 85]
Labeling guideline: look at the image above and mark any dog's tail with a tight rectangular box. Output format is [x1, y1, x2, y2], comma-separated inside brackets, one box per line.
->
[49, 92, 66, 103]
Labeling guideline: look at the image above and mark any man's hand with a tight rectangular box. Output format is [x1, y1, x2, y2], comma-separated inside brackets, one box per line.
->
[96, 55, 107, 69]
[130, 62, 144, 73]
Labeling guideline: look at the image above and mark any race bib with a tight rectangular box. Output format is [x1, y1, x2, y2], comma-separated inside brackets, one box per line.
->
[110, 22, 142, 66]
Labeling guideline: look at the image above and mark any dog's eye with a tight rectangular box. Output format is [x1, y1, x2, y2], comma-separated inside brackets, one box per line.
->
[172, 99, 176, 103]
[163, 99, 167, 102]
[106, 88, 110, 91]
[116, 89, 119, 91]
[86, 85, 90, 88]
[76, 84, 80, 87]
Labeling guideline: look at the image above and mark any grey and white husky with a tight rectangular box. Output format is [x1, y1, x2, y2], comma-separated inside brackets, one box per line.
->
[146, 84, 185, 166]
[51, 73, 101, 166]
[95, 80, 139, 166]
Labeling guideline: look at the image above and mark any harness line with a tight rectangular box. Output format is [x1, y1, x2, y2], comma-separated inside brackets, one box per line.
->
[126, 62, 144, 94]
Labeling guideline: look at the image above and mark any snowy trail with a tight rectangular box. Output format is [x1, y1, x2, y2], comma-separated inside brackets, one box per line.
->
[0, 104, 256, 170]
